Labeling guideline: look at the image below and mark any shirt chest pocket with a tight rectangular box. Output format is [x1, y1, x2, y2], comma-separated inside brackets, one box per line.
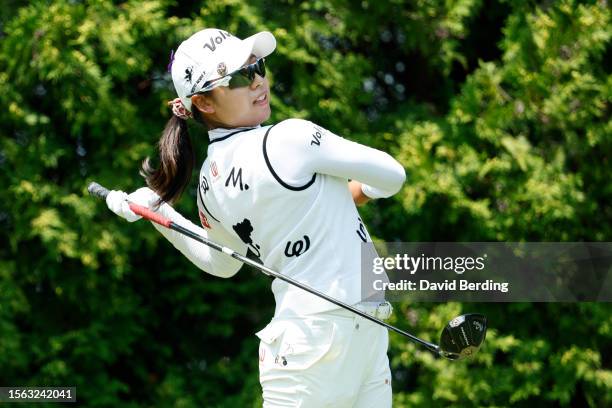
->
[256, 317, 337, 371]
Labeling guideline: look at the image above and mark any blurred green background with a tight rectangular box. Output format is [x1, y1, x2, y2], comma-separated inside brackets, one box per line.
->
[1, 0, 610, 406]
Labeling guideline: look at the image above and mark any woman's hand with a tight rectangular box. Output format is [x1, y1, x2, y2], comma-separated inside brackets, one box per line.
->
[348, 181, 370, 206]
[106, 187, 161, 222]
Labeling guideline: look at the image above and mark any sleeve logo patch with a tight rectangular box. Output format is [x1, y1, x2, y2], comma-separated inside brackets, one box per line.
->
[357, 217, 368, 242]
[199, 210, 212, 229]
[310, 125, 324, 146]
[211, 161, 219, 179]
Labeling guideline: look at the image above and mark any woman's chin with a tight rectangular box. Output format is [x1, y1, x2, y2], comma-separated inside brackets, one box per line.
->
[248, 108, 272, 126]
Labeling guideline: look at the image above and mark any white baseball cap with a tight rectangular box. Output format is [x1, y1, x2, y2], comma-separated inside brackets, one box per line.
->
[170, 28, 276, 112]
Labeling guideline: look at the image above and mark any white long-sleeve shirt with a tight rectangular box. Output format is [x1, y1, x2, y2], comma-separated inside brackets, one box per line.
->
[153, 119, 405, 316]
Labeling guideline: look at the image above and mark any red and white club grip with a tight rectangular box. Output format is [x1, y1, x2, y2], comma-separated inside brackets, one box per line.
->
[128, 202, 172, 228]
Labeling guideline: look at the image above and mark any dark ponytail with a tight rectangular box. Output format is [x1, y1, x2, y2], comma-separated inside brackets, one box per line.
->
[141, 115, 195, 205]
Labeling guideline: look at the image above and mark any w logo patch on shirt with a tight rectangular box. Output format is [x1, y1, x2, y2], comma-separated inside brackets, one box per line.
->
[284, 235, 311, 257]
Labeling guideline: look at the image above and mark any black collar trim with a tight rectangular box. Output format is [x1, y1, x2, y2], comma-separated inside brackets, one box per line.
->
[209, 128, 256, 145]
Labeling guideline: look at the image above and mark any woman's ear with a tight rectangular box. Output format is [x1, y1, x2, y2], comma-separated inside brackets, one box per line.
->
[191, 94, 215, 114]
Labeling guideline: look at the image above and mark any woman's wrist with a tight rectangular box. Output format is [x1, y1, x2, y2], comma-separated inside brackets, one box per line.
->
[348, 180, 370, 206]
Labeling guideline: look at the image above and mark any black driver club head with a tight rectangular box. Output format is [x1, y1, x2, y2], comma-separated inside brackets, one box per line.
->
[439, 313, 487, 360]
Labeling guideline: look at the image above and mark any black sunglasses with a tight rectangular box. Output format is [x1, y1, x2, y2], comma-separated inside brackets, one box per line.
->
[188, 58, 266, 96]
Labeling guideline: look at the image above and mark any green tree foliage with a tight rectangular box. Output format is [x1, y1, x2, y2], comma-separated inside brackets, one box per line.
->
[0, 0, 610, 406]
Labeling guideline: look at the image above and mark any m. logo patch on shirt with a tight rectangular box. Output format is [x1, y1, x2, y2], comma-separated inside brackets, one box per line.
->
[225, 167, 249, 191]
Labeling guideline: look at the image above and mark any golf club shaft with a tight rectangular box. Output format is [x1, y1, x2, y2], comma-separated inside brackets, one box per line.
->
[88, 182, 441, 355]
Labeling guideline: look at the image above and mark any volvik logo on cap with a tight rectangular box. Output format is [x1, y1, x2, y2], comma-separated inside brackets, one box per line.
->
[203, 30, 234, 52]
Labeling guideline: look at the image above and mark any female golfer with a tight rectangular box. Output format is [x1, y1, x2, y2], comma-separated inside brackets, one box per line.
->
[106, 28, 405, 407]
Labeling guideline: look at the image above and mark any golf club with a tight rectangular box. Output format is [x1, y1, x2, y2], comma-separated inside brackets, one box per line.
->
[88, 181, 487, 359]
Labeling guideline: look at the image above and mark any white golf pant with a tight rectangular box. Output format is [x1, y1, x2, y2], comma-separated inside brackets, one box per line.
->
[256, 308, 392, 407]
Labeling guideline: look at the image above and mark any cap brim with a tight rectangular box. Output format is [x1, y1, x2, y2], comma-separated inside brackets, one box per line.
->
[224, 31, 277, 74]
[243, 31, 276, 59]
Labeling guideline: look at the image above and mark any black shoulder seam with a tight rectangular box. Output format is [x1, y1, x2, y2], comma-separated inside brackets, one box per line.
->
[198, 184, 220, 222]
[262, 123, 316, 191]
